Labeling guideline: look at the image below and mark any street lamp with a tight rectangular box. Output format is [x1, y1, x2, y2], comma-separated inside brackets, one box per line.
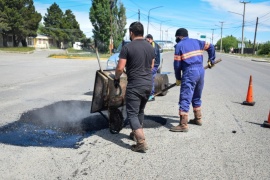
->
[165, 26, 174, 42]
[160, 20, 171, 40]
[228, 2, 249, 55]
[147, 6, 163, 35]
[215, 22, 224, 53]
[211, 29, 215, 44]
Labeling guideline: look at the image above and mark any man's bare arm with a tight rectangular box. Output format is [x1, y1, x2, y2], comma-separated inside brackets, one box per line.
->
[115, 58, 126, 79]
[151, 59, 154, 69]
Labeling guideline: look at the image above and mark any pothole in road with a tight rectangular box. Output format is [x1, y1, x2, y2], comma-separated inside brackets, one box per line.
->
[0, 101, 107, 148]
[0, 100, 167, 148]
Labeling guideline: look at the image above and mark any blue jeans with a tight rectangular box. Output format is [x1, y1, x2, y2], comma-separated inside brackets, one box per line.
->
[150, 66, 158, 96]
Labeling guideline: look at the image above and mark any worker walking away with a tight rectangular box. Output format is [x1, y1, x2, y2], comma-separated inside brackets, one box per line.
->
[170, 28, 215, 132]
[145, 34, 161, 101]
[114, 21, 155, 152]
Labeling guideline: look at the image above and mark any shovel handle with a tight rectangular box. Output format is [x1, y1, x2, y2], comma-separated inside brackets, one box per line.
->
[150, 58, 222, 99]
[204, 58, 222, 69]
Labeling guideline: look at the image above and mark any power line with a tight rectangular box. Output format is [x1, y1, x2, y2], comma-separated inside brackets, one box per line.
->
[128, 0, 145, 11]
[127, 13, 137, 19]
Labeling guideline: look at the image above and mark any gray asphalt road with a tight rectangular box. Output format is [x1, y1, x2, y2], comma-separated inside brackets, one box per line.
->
[0, 50, 269, 179]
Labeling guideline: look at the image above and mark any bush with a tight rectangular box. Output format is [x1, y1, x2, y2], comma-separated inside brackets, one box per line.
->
[258, 41, 270, 55]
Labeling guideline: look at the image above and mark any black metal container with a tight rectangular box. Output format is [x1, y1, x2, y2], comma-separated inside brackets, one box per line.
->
[91, 70, 127, 113]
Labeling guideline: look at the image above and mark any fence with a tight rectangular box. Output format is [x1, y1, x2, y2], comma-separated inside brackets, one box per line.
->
[233, 48, 254, 54]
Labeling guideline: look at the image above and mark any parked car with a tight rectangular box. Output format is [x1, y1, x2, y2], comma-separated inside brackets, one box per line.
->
[106, 40, 164, 73]
[155, 40, 175, 50]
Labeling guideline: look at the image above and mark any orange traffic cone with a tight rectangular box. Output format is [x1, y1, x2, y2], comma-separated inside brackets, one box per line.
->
[263, 110, 270, 128]
[242, 75, 255, 106]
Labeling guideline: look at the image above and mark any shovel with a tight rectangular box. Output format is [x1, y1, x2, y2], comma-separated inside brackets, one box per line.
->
[148, 58, 222, 100]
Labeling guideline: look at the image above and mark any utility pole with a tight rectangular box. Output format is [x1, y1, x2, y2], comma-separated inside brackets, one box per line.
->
[240, 1, 250, 54]
[160, 20, 170, 40]
[138, 9, 140, 22]
[219, 21, 224, 53]
[253, 17, 258, 55]
[165, 26, 174, 43]
[147, 6, 163, 35]
[211, 29, 215, 44]
[109, 0, 115, 55]
[165, 30, 168, 42]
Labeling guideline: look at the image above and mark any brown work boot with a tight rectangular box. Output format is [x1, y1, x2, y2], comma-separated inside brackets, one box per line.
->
[189, 107, 202, 126]
[131, 142, 148, 153]
[131, 128, 148, 153]
[129, 131, 137, 142]
[170, 112, 189, 132]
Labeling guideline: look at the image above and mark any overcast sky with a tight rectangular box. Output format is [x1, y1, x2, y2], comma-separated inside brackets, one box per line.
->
[34, 0, 270, 44]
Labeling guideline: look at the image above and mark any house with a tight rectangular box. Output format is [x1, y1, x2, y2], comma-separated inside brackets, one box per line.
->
[27, 34, 56, 49]
[0, 33, 56, 48]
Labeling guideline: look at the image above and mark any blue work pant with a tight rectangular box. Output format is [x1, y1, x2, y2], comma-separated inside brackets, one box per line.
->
[179, 66, 205, 113]
[126, 86, 152, 130]
[151, 66, 158, 96]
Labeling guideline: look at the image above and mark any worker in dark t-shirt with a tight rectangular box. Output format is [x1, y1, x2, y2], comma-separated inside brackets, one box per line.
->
[114, 21, 155, 153]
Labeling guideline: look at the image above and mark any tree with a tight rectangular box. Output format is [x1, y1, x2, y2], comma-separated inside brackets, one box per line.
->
[112, 2, 127, 48]
[0, 0, 41, 47]
[258, 41, 270, 55]
[37, 22, 45, 35]
[89, 0, 111, 52]
[42, 3, 86, 48]
[0, 1, 11, 47]
[20, 1, 42, 46]
[216, 35, 238, 53]
[42, 3, 66, 48]
[89, 0, 127, 52]
[62, 9, 85, 46]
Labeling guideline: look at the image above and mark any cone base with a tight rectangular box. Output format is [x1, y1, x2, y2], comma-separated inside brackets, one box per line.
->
[263, 121, 270, 128]
[242, 101, 255, 106]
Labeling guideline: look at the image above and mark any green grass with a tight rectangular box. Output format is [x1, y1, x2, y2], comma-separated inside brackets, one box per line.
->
[66, 48, 85, 53]
[65, 48, 111, 58]
[48, 52, 111, 59]
[0, 47, 35, 52]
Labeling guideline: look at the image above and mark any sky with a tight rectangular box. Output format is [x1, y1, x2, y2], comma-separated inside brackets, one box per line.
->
[33, 0, 270, 45]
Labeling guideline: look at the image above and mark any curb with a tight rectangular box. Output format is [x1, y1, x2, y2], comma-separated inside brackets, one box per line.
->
[251, 59, 270, 63]
[217, 52, 270, 63]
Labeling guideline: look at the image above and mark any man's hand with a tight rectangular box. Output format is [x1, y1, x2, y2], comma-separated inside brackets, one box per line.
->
[114, 78, 120, 88]
[207, 59, 215, 69]
[176, 79, 181, 86]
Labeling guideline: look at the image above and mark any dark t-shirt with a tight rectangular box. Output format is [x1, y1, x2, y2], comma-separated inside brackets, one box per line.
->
[119, 39, 155, 88]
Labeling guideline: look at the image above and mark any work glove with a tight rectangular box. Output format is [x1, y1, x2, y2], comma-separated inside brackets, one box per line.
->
[114, 78, 120, 88]
[207, 59, 215, 69]
[176, 79, 181, 86]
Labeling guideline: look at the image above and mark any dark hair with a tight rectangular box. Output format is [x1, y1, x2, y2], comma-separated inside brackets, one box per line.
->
[175, 28, 188, 37]
[129, 21, 144, 37]
[145, 34, 153, 40]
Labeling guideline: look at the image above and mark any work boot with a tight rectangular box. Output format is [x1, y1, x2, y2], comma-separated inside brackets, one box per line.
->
[189, 107, 202, 126]
[131, 128, 148, 153]
[170, 112, 189, 132]
[129, 131, 137, 142]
